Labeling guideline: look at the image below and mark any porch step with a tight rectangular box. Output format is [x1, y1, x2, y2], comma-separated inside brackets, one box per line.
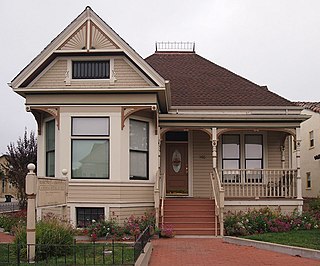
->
[160, 198, 220, 236]
[172, 228, 219, 235]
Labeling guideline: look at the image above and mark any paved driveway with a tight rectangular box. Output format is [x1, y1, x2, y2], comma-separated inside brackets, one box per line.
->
[149, 238, 320, 266]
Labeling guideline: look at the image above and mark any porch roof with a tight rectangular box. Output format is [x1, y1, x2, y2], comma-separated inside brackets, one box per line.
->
[145, 52, 295, 108]
[159, 113, 309, 128]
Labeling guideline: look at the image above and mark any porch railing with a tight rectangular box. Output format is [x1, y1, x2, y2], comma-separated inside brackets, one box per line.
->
[210, 169, 224, 236]
[220, 169, 297, 198]
[160, 173, 166, 227]
[154, 170, 160, 226]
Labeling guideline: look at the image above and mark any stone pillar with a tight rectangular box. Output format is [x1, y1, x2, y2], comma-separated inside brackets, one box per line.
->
[295, 128, 303, 212]
[26, 163, 36, 263]
[212, 128, 217, 169]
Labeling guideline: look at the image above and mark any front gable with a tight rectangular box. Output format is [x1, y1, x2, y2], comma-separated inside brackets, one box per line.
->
[11, 7, 168, 111]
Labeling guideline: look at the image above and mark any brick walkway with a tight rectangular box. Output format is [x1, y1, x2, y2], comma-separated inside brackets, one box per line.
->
[149, 238, 320, 266]
[0, 232, 14, 243]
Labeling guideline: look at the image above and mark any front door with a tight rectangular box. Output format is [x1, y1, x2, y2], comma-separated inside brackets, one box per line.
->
[166, 143, 188, 195]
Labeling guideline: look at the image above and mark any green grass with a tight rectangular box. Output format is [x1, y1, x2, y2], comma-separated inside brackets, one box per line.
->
[243, 229, 320, 250]
[0, 242, 135, 265]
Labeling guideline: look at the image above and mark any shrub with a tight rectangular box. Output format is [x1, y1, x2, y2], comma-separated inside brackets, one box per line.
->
[14, 214, 75, 260]
[123, 211, 156, 239]
[160, 224, 174, 238]
[224, 207, 320, 236]
[309, 198, 320, 213]
[87, 218, 122, 241]
[0, 210, 26, 232]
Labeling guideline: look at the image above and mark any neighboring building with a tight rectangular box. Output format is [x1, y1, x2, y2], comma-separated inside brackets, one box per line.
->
[0, 155, 17, 199]
[295, 102, 320, 198]
[10, 7, 308, 234]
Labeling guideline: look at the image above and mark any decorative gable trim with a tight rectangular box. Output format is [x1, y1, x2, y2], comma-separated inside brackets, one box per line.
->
[58, 20, 119, 51]
[11, 7, 165, 90]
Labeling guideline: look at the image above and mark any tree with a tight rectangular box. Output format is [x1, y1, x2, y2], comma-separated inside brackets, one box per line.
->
[1, 130, 37, 209]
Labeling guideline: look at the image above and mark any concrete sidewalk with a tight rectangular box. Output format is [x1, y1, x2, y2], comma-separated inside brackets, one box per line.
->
[149, 238, 320, 266]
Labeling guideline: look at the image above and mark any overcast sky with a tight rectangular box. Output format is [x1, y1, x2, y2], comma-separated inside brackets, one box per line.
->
[0, 0, 319, 154]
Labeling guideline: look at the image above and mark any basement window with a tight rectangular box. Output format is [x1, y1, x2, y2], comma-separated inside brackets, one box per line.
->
[72, 61, 110, 79]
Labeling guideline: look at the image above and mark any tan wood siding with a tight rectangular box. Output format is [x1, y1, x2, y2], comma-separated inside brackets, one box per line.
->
[267, 132, 282, 168]
[192, 131, 212, 198]
[114, 58, 149, 87]
[32, 58, 150, 89]
[33, 60, 67, 88]
[68, 185, 153, 203]
[110, 206, 154, 224]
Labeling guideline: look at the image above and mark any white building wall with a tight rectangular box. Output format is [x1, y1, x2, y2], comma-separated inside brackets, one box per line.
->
[299, 109, 320, 197]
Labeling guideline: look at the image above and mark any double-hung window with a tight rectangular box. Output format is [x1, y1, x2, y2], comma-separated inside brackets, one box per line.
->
[71, 117, 109, 179]
[309, 131, 314, 148]
[129, 120, 149, 180]
[221, 133, 263, 183]
[46, 120, 55, 177]
[222, 135, 240, 182]
[245, 135, 263, 182]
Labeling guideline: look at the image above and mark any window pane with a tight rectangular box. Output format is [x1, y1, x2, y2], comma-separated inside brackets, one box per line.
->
[245, 135, 262, 159]
[222, 135, 239, 158]
[46, 120, 55, 151]
[72, 140, 109, 178]
[165, 132, 188, 141]
[76, 207, 104, 228]
[246, 160, 262, 169]
[72, 117, 109, 136]
[130, 151, 147, 178]
[130, 120, 148, 151]
[223, 160, 239, 169]
[46, 151, 55, 177]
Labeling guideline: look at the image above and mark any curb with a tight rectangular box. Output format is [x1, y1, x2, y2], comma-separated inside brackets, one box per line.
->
[223, 236, 320, 261]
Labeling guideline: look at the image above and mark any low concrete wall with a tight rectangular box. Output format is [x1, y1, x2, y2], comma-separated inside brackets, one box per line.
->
[224, 236, 320, 261]
[135, 242, 153, 266]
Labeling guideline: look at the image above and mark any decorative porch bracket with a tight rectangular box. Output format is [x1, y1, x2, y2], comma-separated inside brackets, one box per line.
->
[26, 106, 60, 135]
[121, 105, 158, 134]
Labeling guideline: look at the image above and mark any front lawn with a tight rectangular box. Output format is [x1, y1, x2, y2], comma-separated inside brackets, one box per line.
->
[243, 229, 320, 250]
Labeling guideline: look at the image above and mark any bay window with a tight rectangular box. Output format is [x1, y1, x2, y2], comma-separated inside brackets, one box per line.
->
[129, 120, 149, 180]
[71, 117, 109, 179]
[46, 120, 55, 177]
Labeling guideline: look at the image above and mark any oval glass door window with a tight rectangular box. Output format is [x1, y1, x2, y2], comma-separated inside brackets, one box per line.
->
[172, 149, 182, 173]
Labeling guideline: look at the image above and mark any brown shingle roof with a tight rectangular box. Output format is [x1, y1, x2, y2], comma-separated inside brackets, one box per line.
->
[295, 102, 320, 113]
[145, 52, 294, 107]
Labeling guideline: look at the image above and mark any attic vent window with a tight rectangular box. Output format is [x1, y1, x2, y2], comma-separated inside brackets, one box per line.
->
[72, 61, 110, 79]
[155, 41, 195, 52]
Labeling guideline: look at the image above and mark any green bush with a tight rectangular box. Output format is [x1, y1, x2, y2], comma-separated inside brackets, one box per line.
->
[14, 214, 75, 260]
[309, 198, 320, 213]
[0, 210, 26, 232]
[224, 207, 320, 236]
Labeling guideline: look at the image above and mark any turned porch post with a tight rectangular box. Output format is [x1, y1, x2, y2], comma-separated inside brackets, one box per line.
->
[211, 128, 217, 169]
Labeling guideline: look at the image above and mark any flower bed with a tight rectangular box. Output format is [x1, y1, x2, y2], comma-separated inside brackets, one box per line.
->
[225, 206, 320, 236]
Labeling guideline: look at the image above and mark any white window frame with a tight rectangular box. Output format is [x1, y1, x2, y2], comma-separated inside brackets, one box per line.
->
[220, 132, 266, 183]
[309, 130, 315, 148]
[71, 117, 110, 179]
[306, 172, 312, 189]
[65, 57, 115, 85]
[129, 119, 149, 180]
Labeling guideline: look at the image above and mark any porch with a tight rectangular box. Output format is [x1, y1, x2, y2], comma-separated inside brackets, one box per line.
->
[154, 127, 303, 236]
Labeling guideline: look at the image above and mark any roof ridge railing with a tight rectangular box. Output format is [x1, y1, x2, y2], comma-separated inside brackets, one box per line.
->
[155, 41, 195, 52]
